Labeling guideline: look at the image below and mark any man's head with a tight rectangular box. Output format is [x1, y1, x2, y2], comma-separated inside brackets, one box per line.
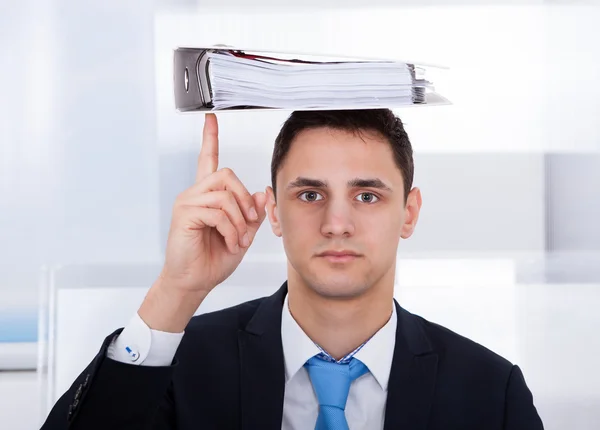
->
[265, 109, 422, 300]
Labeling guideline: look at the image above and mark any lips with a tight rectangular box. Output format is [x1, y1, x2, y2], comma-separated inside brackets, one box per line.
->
[319, 250, 360, 257]
[318, 250, 361, 263]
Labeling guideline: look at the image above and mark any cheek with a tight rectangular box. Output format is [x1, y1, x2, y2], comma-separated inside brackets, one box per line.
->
[365, 214, 403, 249]
[386, 208, 405, 232]
[280, 212, 312, 249]
[280, 204, 314, 231]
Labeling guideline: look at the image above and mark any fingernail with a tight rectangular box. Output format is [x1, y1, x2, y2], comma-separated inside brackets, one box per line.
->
[234, 243, 240, 254]
[249, 207, 258, 221]
[242, 233, 250, 247]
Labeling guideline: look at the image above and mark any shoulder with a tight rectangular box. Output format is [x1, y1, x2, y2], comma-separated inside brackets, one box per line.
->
[170, 296, 268, 365]
[170, 296, 270, 383]
[173, 285, 287, 360]
[406, 309, 514, 375]
[185, 296, 267, 334]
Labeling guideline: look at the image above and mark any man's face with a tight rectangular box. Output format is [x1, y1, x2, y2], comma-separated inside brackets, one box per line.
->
[266, 126, 421, 299]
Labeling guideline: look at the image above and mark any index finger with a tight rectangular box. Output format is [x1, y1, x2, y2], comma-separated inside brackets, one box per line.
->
[196, 113, 219, 183]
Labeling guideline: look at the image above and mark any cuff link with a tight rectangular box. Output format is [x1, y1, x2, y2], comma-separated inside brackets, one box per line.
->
[125, 345, 140, 362]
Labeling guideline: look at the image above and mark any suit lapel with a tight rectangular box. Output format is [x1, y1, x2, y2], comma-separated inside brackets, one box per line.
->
[239, 283, 288, 430]
[384, 301, 438, 430]
[237, 285, 439, 429]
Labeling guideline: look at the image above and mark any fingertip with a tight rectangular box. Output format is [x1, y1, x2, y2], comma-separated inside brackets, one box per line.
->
[264, 187, 274, 203]
[201, 114, 219, 157]
[203, 113, 218, 131]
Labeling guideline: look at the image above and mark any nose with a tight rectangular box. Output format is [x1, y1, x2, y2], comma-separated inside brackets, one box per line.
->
[320, 200, 355, 238]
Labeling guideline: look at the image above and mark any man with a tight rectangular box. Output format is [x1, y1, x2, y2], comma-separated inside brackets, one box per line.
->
[42, 109, 544, 429]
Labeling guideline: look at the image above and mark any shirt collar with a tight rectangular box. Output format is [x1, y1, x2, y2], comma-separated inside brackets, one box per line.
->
[280, 294, 397, 391]
[352, 301, 396, 391]
[281, 294, 321, 383]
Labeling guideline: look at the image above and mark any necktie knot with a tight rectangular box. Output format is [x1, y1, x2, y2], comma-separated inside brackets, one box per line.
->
[305, 356, 369, 430]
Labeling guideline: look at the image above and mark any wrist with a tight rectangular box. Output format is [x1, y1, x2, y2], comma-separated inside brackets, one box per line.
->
[138, 277, 208, 333]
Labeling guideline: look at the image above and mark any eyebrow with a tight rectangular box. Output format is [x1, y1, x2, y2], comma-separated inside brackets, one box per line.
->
[286, 176, 393, 192]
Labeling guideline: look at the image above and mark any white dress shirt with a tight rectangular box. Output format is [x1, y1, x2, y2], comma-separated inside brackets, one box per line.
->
[107, 295, 397, 430]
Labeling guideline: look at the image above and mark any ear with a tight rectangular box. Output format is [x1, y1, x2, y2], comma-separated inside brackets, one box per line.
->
[400, 187, 422, 240]
[265, 186, 282, 237]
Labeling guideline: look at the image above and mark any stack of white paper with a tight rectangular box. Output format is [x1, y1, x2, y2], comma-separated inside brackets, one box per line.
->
[206, 51, 434, 110]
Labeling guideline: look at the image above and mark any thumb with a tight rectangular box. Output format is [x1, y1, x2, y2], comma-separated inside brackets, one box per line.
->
[247, 191, 268, 241]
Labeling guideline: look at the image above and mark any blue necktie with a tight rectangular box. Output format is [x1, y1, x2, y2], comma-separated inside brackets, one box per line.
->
[304, 356, 369, 430]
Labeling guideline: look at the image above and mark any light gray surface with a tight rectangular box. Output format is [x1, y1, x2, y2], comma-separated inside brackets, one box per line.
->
[545, 154, 600, 252]
[0, 371, 41, 430]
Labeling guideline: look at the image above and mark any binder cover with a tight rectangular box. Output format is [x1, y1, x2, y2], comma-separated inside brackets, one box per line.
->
[173, 46, 450, 113]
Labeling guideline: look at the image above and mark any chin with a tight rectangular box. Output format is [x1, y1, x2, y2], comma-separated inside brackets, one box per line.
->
[304, 274, 371, 300]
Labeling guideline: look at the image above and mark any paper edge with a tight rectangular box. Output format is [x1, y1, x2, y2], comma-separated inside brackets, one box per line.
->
[177, 92, 452, 114]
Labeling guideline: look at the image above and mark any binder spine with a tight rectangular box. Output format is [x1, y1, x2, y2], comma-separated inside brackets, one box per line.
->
[174, 48, 213, 112]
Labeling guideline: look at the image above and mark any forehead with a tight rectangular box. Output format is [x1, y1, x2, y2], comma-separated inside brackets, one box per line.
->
[281, 126, 399, 176]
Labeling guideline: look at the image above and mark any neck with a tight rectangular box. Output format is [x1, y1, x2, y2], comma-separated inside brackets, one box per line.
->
[287, 271, 394, 361]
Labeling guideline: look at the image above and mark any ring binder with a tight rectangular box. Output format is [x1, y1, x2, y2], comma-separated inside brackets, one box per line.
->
[173, 46, 450, 113]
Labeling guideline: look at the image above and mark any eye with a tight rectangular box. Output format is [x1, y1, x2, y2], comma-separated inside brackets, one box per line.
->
[299, 191, 323, 202]
[355, 192, 379, 204]
[299, 191, 379, 203]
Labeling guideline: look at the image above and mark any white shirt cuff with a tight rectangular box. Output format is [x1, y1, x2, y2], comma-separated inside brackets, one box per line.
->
[106, 312, 185, 367]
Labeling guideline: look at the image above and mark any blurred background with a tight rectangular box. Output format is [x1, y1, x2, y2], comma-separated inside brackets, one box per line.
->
[1, 0, 599, 428]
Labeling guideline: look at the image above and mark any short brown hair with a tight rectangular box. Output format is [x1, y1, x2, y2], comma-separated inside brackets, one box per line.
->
[271, 109, 414, 202]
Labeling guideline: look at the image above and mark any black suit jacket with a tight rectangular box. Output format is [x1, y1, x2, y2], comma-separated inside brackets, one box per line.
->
[41, 282, 544, 429]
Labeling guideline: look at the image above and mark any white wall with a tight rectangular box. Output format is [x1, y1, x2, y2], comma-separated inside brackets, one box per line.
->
[0, 0, 161, 268]
[155, 5, 548, 153]
[0, 0, 162, 364]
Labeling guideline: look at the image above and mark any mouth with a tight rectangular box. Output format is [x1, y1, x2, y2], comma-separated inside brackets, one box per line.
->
[321, 255, 359, 263]
[317, 251, 361, 263]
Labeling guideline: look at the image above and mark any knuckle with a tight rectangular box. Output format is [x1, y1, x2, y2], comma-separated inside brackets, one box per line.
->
[226, 194, 246, 228]
[225, 190, 238, 206]
[225, 225, 238, 242]
[174, 192, 186, 205]
[216, 210, 228, 223]
[234, 218, 247, 233]
[222, 191, 239, 211]
[172, 201, 185, 217]
[220, 167, 234, 177]
[227, 230, 238, 243]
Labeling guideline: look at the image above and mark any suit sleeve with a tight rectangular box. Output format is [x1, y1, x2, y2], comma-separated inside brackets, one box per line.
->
[40, 329, 177, 430]
[503, 365, 544, 430]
